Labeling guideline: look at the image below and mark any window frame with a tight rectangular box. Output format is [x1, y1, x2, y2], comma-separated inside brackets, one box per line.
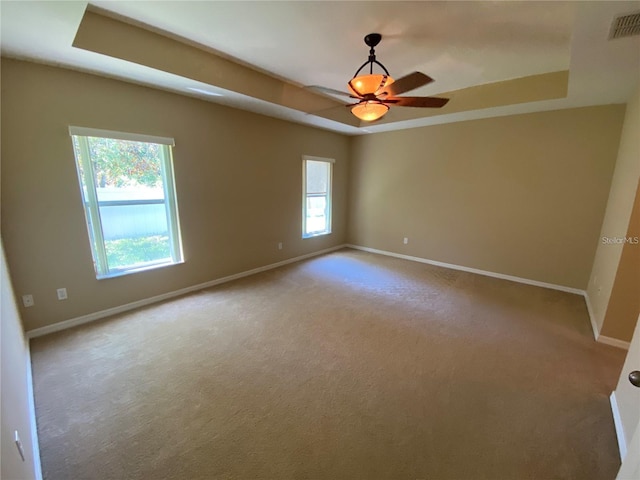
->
[302, 155, 334, 239]
[69, 126, 184, 279]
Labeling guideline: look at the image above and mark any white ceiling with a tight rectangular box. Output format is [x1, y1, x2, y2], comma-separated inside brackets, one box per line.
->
[1, 1, 639, 135]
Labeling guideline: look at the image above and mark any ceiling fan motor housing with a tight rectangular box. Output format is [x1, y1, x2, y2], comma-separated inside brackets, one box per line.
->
[364, 33, 382, 48]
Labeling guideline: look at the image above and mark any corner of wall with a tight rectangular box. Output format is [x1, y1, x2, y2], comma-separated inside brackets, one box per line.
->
[583, 290, 601, 340]
[585, 83, 640, 344]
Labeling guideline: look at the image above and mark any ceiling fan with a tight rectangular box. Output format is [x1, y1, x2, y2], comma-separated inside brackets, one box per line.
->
[315, 33, 449, 122]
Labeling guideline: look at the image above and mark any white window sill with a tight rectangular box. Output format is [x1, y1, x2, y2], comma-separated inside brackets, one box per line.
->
[97, 259, 184, 280]
[303, 231, 332, 239]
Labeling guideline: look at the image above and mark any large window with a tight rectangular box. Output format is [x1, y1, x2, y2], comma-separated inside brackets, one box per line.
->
[302, 156, 333, 238]
[70, 127, 183, 279]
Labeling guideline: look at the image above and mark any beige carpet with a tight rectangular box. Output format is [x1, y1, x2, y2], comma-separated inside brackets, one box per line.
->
[31, 249, 625, 480]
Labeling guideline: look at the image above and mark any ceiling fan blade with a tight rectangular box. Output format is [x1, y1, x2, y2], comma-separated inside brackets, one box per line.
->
[384, 96, 449, 108]
[377, 72, 434, 96]
[306, 85, 358, 99]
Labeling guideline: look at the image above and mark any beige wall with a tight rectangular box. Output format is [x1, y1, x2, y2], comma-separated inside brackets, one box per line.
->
[1, 56, 633, 335]
[348, 105, 625, 289]
[1, 240, 39, 479]
[601, 182, 640, 341]
[588, 85, 640, 341]
[1, 59, 349, 331]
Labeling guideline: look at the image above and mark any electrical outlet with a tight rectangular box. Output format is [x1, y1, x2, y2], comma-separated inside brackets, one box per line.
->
[403, 237, 409, 245]
[278, 242, 283, 250]
[22, 295, 34, 308]
[57, 288, 68, 300]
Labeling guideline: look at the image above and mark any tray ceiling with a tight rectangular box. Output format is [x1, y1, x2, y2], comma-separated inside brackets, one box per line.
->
[1, 1, 639, 135]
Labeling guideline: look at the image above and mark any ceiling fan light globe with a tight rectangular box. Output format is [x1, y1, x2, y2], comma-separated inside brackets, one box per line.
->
[351, 101, 389, 122]
[347, 74, 394, 96]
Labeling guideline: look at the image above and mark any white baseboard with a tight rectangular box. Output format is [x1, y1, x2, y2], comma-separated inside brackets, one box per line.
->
[346, 245, 635, 349]
[27, 244, 347, 338]
[583, 292, 630, 350]
[598, 335, 631, 350]
[26, 344, 43, 480]
[610, 392, 627, 460]
[346, 245, 634, 350]
[346, 244, 585, 295]
[28, 243, 633, 352]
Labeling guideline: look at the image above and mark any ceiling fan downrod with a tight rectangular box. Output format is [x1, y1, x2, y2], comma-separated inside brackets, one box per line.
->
[353, 33, 390, 78]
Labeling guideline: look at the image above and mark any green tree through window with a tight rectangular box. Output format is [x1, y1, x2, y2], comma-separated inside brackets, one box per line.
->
[70, 127, 183, 278]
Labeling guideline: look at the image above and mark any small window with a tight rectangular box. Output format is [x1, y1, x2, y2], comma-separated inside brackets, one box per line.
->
[302, 156, 333, 238]
[70, 127, 183, 279]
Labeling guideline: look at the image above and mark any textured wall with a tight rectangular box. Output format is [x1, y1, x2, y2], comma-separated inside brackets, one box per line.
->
[1, 59, 349, 331]
[348, 105, 625, 289]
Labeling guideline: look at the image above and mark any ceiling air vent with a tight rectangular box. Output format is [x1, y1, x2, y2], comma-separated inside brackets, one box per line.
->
[610, 11, 640, 39]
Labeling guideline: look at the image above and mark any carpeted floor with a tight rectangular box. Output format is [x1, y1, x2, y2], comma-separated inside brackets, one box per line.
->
[31, 249, 626, 480]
